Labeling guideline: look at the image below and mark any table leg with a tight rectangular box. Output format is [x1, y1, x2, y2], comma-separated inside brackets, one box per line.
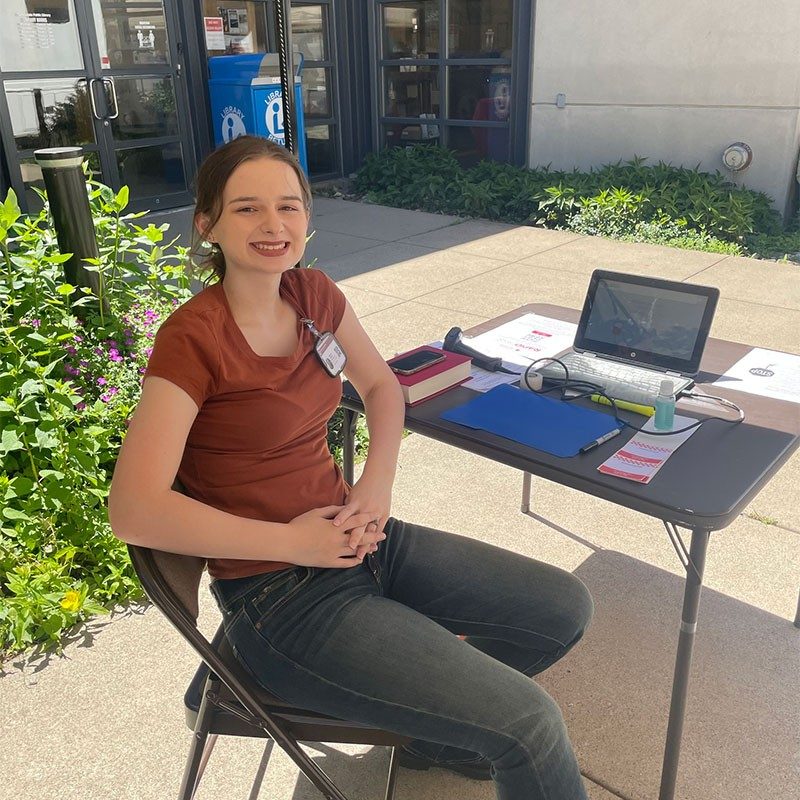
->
[794, 588, 800, 629]
[521, 472, 533, 513]
[658, 528, 710, 800]
[342, 408, 359, 486]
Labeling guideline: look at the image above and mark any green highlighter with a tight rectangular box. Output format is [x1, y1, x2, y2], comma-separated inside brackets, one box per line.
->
[590, 394, 655, 417]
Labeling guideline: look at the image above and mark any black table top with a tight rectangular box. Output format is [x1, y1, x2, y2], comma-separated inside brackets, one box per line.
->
[342, 304, 800, 532]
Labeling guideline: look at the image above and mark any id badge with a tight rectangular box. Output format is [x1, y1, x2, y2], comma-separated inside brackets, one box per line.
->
[314, 331, 347, 377]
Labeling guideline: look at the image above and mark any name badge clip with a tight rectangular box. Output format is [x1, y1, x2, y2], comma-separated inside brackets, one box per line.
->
[301, 317, 347, 377]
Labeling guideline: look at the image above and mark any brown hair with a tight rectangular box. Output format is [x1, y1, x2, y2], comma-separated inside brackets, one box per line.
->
[191, 136, 312, 282]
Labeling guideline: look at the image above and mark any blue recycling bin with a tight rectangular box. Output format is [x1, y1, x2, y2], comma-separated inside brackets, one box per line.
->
[208, 54, 308, 173]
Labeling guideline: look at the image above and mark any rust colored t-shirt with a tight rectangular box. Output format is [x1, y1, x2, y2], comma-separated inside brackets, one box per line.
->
[145, 269, 348, 579]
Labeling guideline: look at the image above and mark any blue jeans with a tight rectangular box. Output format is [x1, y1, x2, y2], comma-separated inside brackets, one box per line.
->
[211, 518, 593, 800]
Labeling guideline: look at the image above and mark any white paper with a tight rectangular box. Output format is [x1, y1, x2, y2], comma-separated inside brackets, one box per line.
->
[463, 368, 520, 392]
[204, 17, 225, 50]
[598, 414, 698, 484]
[711, 347, 800, 404]
[462, 313, 577, 372]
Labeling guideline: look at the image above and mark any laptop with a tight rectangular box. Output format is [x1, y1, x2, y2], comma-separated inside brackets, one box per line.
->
[536, 270, 720, 404]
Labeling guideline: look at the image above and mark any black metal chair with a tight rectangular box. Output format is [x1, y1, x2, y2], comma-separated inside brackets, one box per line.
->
[127, 544, 410, 800]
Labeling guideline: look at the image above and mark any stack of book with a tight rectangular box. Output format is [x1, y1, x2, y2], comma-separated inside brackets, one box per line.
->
[388, 346, 472, 406]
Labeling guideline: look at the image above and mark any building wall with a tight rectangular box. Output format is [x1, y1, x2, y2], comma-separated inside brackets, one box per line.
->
[528, 1, 800, 218]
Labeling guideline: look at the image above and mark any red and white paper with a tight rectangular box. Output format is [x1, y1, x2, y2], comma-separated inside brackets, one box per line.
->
[598, 414, 698, 484]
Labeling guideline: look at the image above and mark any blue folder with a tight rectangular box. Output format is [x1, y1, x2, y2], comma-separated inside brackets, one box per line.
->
[440, 384, 621, 457]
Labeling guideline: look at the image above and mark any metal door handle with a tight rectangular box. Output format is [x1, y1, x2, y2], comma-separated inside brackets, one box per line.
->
[103, 77, 119, 120]
[88, 78, 103, 120]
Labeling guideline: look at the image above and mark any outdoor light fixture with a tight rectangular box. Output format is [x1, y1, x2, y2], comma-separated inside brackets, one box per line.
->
[722, 142, 753, 171]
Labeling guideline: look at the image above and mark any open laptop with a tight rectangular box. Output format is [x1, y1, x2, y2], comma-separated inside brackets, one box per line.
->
[536, 270, 719, 404]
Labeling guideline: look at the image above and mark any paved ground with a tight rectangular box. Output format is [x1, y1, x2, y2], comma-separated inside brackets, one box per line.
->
[2, 198, 798, 800]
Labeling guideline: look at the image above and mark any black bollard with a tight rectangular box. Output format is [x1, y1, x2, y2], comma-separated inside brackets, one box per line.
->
[33, 146, 107, 314]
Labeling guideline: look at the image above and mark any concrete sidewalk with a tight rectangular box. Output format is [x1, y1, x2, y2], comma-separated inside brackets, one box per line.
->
[2, 198, 798, 800]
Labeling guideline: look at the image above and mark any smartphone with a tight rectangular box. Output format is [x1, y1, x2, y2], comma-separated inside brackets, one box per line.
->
[388, 349, 446, 375]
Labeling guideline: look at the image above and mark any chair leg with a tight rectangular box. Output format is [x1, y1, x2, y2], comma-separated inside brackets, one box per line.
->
[521, 471, 533, 514]
[247, 739, 275, 800]
[178, 676, 219, 800]
[194, 734, 219, 790]
[383, 747, 400, 800]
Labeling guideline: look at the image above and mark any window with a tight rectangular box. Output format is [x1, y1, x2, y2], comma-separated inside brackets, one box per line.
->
[378, 0, 513, 166]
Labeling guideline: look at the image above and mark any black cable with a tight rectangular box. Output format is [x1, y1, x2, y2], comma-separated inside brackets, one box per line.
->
[521, 357, 743, 437]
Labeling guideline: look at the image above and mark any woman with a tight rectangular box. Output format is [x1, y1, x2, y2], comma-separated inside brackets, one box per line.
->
[109, 135, 593, 799]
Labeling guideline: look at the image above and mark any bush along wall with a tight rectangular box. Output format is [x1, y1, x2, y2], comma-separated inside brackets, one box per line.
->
[0, 181, 193, 656]
[354, 148, 797, 260]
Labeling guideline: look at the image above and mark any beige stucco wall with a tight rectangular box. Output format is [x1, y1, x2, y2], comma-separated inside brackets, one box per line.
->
[527, 1, 800, 219]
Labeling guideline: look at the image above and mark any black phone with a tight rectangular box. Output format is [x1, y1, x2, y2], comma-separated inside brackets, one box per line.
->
[388, 349, 446, 375]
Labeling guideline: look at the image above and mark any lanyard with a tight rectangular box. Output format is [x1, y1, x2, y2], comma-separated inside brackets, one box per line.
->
[301, 318, 347, 377]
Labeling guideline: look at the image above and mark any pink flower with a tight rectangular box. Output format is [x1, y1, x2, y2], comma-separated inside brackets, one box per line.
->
[97, 377, 107, 386]
[76, 402, 86, 411]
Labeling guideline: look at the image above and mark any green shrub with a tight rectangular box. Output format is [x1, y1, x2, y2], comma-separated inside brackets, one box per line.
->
[0, 181, 192, 656]
[1, 178, 370, 658]
[355, 148, 787, 256]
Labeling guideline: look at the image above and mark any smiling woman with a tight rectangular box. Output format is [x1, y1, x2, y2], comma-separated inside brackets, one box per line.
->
[108, 134, 593, 800]
[192, 136, 313, 281]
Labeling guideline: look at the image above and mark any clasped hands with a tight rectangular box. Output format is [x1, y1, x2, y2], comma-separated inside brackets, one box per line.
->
[287, 476, 391, 569]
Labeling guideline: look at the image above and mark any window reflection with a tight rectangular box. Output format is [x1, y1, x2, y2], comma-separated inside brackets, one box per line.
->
[382, 1, 439, 59]
[0, 0, 84, 72]
[116, 142, 186, 199]
[303, 67, 330, 117]
[291, 5, 327, 61]
[306, 124, 336, 174]
[94, 0, 170, 68]
[448, 125, 508, 166]
[5, 78, 95, 151]
[448, 0, 512, 58]
[384, 65, 439, 117]
[110, 77, 178, 140]
[448, 65, 510, 122]
[201, 0, 268, 55]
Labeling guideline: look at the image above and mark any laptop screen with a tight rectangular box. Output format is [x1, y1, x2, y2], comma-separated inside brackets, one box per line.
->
[575, 270, 719, 375]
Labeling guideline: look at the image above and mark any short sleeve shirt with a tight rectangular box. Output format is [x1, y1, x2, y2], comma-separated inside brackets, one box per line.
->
[145, 269, 348, 579]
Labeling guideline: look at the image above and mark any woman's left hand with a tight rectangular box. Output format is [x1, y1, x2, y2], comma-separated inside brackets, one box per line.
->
[333, 475, 392, 560]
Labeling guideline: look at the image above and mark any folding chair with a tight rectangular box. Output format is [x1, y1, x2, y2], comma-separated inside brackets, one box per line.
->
[127, 544, 410, 800]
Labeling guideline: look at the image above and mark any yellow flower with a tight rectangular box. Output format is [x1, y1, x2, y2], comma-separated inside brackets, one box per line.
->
[60, 590, 81, 613]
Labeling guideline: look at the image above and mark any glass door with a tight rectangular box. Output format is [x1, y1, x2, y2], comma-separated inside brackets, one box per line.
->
[83, 0, 193, 209]
[0, 0, 194, 212]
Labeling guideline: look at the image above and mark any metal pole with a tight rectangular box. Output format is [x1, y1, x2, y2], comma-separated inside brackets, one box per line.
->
[34, 147, 106, 314]
[658, 528, 710, 800]
[274, 0, 296, 155]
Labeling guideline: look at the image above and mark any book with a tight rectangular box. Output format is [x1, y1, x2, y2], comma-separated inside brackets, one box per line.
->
[389, 346, 472, 406]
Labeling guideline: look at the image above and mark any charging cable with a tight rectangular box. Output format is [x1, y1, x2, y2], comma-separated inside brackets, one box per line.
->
[521, 358, 744, 436]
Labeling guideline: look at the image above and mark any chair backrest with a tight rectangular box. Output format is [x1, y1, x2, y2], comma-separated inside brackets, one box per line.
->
[129, 545, 206, 622]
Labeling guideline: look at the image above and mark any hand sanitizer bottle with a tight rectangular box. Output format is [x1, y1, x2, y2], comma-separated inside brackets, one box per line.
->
[654, 379, 676, 431]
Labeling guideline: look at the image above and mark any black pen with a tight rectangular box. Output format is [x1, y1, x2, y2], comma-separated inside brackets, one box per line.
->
[579, 428, 622, 454]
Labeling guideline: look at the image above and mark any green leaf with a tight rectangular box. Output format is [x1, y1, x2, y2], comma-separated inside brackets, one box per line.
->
[0, 428, 23, 454]
[56, 284, 76, 295]
[2, 508, 31, 521]
[114, 185, 130, 211]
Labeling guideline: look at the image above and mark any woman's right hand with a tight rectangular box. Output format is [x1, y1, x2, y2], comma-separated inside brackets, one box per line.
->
[286, 505, 386, 568]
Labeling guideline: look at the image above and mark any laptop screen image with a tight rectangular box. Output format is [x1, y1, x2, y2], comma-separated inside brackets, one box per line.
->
[575, 270, 719, 375]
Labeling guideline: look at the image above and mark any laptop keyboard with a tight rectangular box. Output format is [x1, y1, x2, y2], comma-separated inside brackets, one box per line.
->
[536, 352, 688, 406]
